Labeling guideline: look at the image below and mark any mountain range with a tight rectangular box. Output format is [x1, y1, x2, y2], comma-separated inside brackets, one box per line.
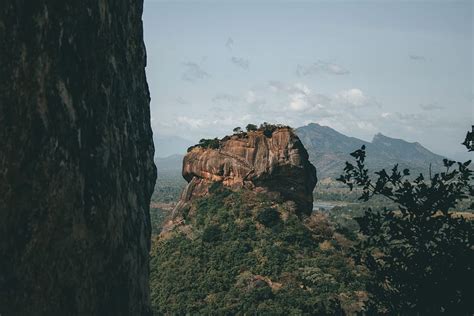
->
[296, 123, 446, 179]
[154, 135, 193, 158]
[155, 123, 447, 179]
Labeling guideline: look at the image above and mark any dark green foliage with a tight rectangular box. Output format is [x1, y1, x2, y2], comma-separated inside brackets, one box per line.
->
[338, 145, 474, 314]
[462, 125, 474, 152]
[256, 208, 281, 227]
[149, 207, 168, 235]
[188, 124, 293, 152]
[258, 122, 290, 137]
[208, 181, 226, 194]
[243, 122, 290, 137]
[246, 123, 258, 132]
[202, 225, 222, 242]
[233, 126, 243, 134]
[259, 122, 278, 137]
[150, 189, 368, 314]
[188, 137, 221, 152]
[151, 170, 186, 204]
[198, 138, 220, 149]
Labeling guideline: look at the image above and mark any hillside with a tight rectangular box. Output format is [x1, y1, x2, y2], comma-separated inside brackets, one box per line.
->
[150, 126, 369, 313]
[150, 187, 368, 314]
[296, 123, 446, 179]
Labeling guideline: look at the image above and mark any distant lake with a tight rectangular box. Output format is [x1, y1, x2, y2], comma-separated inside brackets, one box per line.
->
[313, 200, 348, 211]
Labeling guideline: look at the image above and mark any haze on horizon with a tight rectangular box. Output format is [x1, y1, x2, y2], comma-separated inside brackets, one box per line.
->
[143, 0, 473, 160]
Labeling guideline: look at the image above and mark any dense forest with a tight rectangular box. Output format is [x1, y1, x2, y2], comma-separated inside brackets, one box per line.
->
[149, 129, 473, 314]
[150, 186, 369, 314]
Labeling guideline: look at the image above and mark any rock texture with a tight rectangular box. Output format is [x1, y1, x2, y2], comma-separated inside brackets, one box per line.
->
[0, 1, 156, 315]
[174, 128, 317, 217]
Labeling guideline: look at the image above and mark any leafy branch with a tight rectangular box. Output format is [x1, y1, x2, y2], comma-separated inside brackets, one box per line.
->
[337, 143, 474, 314]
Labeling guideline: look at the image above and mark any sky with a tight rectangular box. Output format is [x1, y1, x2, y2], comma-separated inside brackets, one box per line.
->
[143, 0, 473, 160]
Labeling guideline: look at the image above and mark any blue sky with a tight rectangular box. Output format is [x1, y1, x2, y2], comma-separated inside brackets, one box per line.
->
[143, 0, 472, 160]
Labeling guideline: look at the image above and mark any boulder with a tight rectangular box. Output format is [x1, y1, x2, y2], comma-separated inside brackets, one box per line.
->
[174, 128, 317, 217]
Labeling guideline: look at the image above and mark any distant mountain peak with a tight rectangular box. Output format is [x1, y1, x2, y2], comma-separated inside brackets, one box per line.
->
[157, 124, 447, 180]
[373, 132, 384, 138]
[372, 132, 398, 141]
[303, 123, 352, 138]
[296, 123, 446, 179]
[372, 132, 422, 147]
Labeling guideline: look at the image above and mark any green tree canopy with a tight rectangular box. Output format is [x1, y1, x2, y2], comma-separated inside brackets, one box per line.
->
[233, 126, 243, 134]
[338, 144, 474, 314]
[246, 124, 258, 132]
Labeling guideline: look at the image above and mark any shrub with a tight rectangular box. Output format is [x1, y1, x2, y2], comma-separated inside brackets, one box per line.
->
[338, 144, 474, 314]
[256, 208, 281, 227]
[246, 124, 258, 132]
[202, 225, 222, 242]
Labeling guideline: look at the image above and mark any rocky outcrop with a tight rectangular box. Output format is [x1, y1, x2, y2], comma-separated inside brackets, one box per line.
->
[0, 1, 156, 315]
[173, 128, 317, 217]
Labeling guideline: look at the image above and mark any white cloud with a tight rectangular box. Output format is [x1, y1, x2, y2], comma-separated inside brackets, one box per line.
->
[231, 56, 250, 70]
[181, 62, 210, 82]
[245, 90, 256, 104]
[177, 116, 206, 129]
[335, 88, 369, 107]
[225, 37, 234, 50]
[266, 81, 332, 115]
[296, 60, 350, 76]
[289, 83, 312, 111]
[165, 82, 386, 142]
[289, 95, 309, 111]
[294, 83, 311, 95]
[268, 80, 287, 93]
[356, 121, 377, 132]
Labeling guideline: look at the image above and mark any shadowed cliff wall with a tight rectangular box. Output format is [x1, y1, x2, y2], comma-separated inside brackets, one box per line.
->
[0, 1, 156, 314]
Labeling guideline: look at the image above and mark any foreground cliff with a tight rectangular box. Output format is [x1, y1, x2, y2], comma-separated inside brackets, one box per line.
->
[173, 127, 317, 220]
[0, 1, 156, 315]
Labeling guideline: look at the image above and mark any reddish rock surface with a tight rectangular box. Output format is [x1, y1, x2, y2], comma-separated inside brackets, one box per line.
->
[174, 128, 317, 217]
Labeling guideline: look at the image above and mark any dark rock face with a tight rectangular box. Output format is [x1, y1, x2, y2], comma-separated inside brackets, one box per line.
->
[173, 128, 317, 218]
[0, 1, 156, 315]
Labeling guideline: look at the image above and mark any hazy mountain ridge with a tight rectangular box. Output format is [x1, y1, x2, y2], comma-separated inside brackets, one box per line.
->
[296, 123, 446, 179]
[154, 135, 193, 158]
[155, 123, 447, 180]
[154, 154, 183, 172]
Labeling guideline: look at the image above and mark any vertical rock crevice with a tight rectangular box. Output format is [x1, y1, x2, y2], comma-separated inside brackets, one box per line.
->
[0, 1, 156, 315]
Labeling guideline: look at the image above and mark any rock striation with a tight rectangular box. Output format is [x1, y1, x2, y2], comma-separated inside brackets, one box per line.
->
[173, 127, 317, 218]
[0, 1, 156, 315]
